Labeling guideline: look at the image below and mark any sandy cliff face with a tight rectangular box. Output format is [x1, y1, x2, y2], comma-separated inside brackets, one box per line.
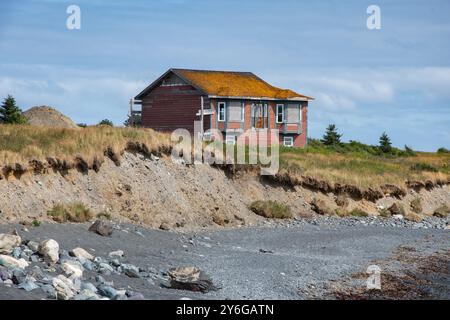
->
[0, 152, 449, 230]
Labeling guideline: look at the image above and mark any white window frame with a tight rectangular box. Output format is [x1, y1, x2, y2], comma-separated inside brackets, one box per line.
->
[241, 102, 245, 122]
[218, 102, 226, 122]
[276, 104, 284, 123]
[283, 136, 294, 147]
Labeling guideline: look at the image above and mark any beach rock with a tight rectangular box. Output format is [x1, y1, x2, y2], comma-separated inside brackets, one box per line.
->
[89, 220, 113, 237]
[0, 255, 29, 269]
[122, 264, 140, 278]
[27, 241, 39, 252]
[38, 239, 60, 264]
[40, 284, 57, 299]
[108, 250, 124, 258]
[70, 247, 94, 261]
[12, 269, 27, 284]
[61, 260, 84, 279]
[18, 280, 39, 292]
[0, 266, 10, 281]
[98, 262, 114, 275]
[168, 267, 218, 293]
[97, 285, 117, 299]
[81, 282, 98, 293]
[0, 233, 21, 254]
[52, 275, 76, 300]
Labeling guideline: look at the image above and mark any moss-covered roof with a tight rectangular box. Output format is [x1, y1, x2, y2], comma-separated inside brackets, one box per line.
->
[173, 69, 312, 100]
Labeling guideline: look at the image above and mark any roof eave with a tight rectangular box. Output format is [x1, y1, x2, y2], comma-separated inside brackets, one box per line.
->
[207, 95, 312, 101]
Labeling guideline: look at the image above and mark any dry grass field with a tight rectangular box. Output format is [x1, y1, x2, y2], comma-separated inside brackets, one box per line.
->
[0, 124, 448, 191]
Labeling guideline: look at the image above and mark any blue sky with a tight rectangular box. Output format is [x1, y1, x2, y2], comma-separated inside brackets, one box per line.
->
[1, 0, 449, 151]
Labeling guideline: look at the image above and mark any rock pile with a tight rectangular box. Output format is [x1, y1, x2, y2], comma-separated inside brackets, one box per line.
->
[0, 229, 217, 300]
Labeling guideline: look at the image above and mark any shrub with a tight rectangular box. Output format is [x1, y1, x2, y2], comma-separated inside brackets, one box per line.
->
[96, 212, 111, 220]
[32, 219, 41, 227]
[47, 202, 94, 223]
[348, 208, 369, 217]
[433, 204, 449, 218]
[404, 145, 416, 156]
[77, 123, 87, 128]
[98, 119, 113, 126]
[410, 197, 422, 214]
[437, 147, 450, 154]
[249, 200, 292, 219]
[410, 162, 438, 172]
[379, 207, 391, 218]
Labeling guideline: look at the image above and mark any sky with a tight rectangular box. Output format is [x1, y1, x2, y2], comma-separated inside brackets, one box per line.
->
[0, 0, 449, 151]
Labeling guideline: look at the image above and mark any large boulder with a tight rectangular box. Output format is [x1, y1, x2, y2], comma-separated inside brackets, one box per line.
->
[38, 239, 60, 264]
[88, 220, 113, 237]
[0, 233, 21, 254]
[168, 267, 218, 293]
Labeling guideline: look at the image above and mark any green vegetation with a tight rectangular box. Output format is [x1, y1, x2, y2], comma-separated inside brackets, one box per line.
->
[433, 204, 449, 218]
[437, 147, 450, 154]
[249, 200, 293, 219]
[0, 95, 28, 124]
[410, 197, 423, 214]
[77, 123, 87, 128]
[321, 124, 342, 146]
[98, 119, 113, 126]
[0, 125, 171, 165]
[32, 219, 41, 227]
[410, 162, 438, 172]
[47, 202, 94, 223]
[379, 132, 392, 153]
[348, 208, 369, 217]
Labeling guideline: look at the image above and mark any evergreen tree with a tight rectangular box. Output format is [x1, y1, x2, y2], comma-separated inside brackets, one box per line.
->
[0, 95, 27, 124]
[379, 132, 392, 153]
[321, 124, 342, 146]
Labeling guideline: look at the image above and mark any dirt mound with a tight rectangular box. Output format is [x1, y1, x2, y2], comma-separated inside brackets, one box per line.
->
[23, 106, 78, 129]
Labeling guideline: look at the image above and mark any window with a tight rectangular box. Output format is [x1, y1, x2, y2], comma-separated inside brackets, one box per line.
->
[251, 103, 268, 129]
[276, 104, 284, 123]
[286, 104, 300, 123]
[283, 136, 294, 147]
[218, 102, 226, 122]
[228, 101, 243, 122]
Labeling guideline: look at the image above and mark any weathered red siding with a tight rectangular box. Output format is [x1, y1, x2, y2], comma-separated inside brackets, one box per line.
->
[141, 85, 203, 133]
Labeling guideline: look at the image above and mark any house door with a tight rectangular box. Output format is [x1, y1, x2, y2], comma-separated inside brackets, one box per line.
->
[203, 115, 211, 132]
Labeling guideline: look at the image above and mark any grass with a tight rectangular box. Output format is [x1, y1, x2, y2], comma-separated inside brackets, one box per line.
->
[410, 197, 423, 214]
[47, 202, 94, 223]
[278, 143, 450, 190]
[348, 208, 369, 217]
[249, 200, 293, 219]
[1, 124, 448, 192]
[433, 204, 449, 218]
[0, 124, 171, 165]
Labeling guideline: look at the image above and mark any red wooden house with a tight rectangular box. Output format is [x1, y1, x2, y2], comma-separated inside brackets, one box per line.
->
[133, 68, 313, 147]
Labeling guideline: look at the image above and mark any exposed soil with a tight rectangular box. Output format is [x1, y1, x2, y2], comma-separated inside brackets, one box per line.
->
[0, 151, 449, 230]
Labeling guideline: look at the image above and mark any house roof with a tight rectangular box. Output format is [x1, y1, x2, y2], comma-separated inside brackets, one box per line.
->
[135, 68, 313, 101]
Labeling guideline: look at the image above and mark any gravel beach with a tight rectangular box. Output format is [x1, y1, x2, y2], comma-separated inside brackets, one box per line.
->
[0, 218, 448, 300]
